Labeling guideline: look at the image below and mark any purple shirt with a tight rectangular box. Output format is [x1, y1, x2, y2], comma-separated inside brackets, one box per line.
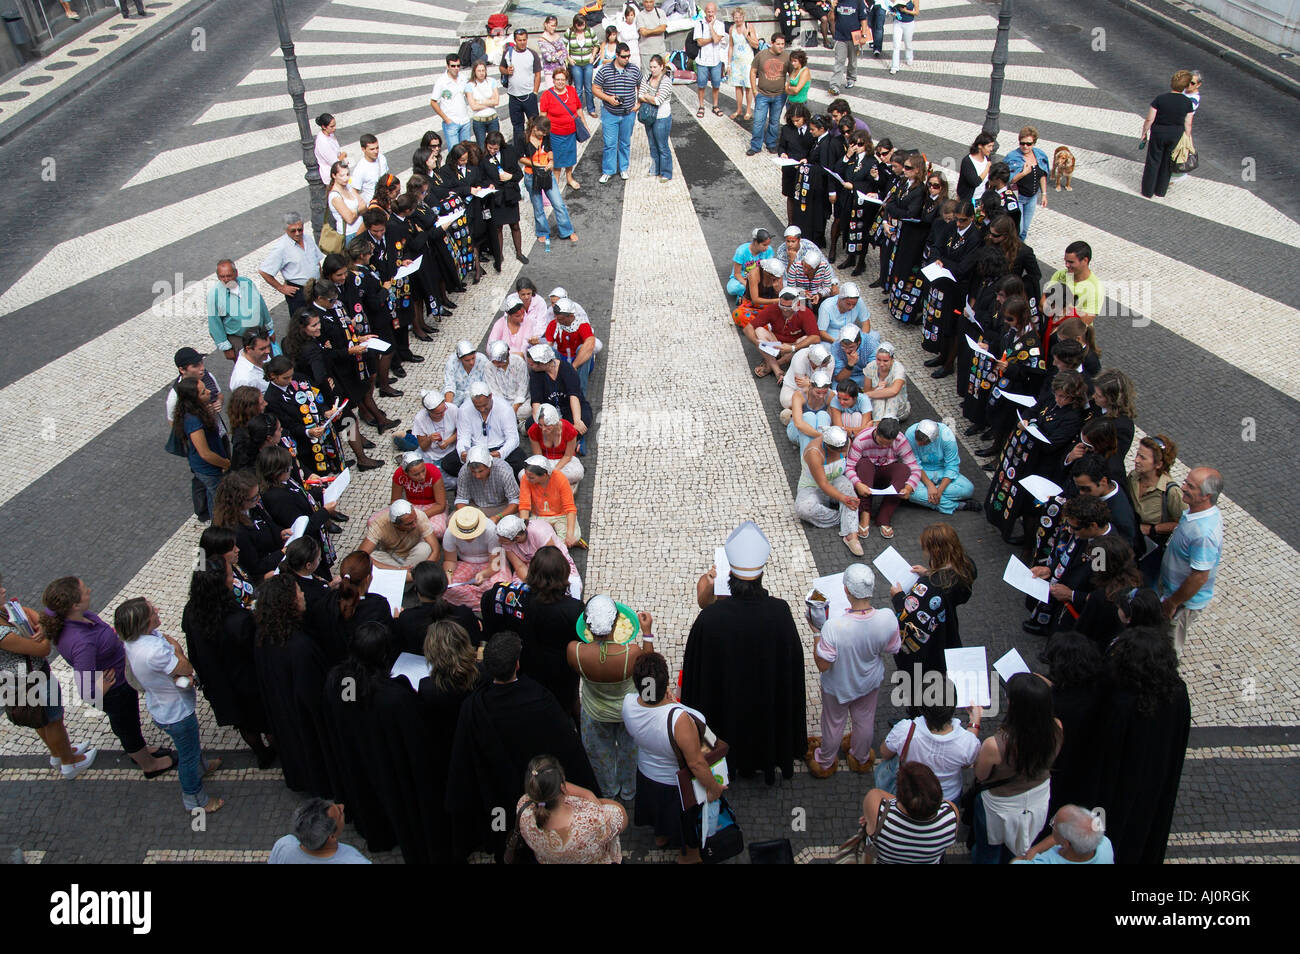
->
[55, 612, 127, 688]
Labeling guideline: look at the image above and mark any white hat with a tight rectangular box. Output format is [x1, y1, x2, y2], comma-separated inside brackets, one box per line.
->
[421, 390, 446, 411]
[466, 446, 492, 467]
[389, 499, 414, 521]
[584, 595, 619, 637]
[808, 343, 832, 365]
[524, 454, 552, 471]
[549, 286, 567, 299]
[486, 340, 509, 362]
[724, 521, 770, 580]
[554, 298, 575, 314]
[468, 381, 492, 398]
[537, 403, 561, 426]
[840, 324, 861, 342]
[822, 425, 849, 449]
[400, 451, 424, 469]
[778, 286, 801, 300]
[496, 514, 526, 539]
[917, 419, 940, 442]
[527, 343, 556, 364]
[503, 293, 524, 312]
[783, 225, 802, 237]
[876, 341, 896, 356]
[811, 368, 833, 388]
[844, 563, 875, 599]
[760, 258, 786, 277]
[802, 249, 821, 267]
[455, 339, 476, 358]
[840, 281, 860, 299]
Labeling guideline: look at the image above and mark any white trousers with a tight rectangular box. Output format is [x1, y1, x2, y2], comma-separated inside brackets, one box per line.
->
[891, 20, 915, 70]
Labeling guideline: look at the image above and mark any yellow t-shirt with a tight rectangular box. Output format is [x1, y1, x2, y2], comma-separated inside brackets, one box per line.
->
[1047, 268, 1103, 318]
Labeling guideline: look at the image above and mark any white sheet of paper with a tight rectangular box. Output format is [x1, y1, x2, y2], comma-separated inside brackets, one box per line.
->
[435, 212, 461, 231]
[364, 337, 392, 352]
[868, 486, 900, 495]
[964, 334, 997, 359]
[1018, 474, 1063, 502]
[1003, 555, 1050, 603]
[322, 467, 351, 506]
[769, 156, 799, 167]
[944, 647, 991, 708]
[713, 546, 731, 596]
[964, 303, 981, 325]
[287, 515, 310, 543]
[809, 572, 851, 620]
[757, 340, 783, 357]
[998, 390, 1037, 408]
[1016, 412, 1051, 444]
[873, 546, 918, 592]
[472, 185, 497, 197]
[368, 567, 407, 616]
[855, 190, 884, 204]
[390, 652, 433, 691]
[693, 756, 730, 815]
[921, 261, 955, 283]
[994, 648, 1032, 684]
[393, 255, 423, 281]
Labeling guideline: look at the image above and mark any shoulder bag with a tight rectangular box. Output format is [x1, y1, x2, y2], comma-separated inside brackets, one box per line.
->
[872, 719, 916, 794]
[834, 798, 893, 864]
[548, 88, 590, 143]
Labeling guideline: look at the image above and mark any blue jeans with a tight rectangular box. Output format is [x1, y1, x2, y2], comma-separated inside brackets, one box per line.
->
[561, 354, 594, 391]
[472, 116, 500, 148]
[1018, 194, 1040, 240]
[443, 120, 473, 149]
[155, 711, 210, 810]
[750, 92, 786, 150]
[570, 62, 595, 113]
[525, 173, 574, 239]
[646, 115, 673, 179]
[695, 62, 722, 89]
[600, 110, 635, 175]
[867, 4, 886, 51]
[508, 93, 539, 151]
[193, 469, 222, 520]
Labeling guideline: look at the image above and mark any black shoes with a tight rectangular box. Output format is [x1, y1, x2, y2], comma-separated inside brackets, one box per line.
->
[957, 500, 983, 513]
[964, 422, 983, 436]
[399, 351, 425, 363]
[923, 357, 944, 368]
[975, 444, 998, 457]
[930, 367, 953, 379]
[867, 278, 885, 289]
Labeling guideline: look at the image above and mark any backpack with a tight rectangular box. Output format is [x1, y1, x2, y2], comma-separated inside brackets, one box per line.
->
[684, 26, 700, 60]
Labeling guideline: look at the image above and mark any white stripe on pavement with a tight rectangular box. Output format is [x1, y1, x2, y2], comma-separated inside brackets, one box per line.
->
[299, 15, 459, 41]
[330, 0, 466, 22]
[826, 59, 1095, 88]
[238, 60, 431, 86]
[268, 40, 454, 58]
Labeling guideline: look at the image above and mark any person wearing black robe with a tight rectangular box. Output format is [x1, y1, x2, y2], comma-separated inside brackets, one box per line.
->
[829, 135, 871, 265]
[257, 445, 337, 574]
[778, 106, 812, 224]
[308, 585, 390, 664]
[891, 564, 976, 712]
[253, 575, 335, 797]
[1023, 495, 1118, 637]
[681, 547, 805, 785]
[920, 202, 983, 376]
[1093, 626, 1190, 864]
[1041, 631, 1104, 816]
[791, 116, 835, 249]
[445, 632, 600, 861]
[887, 172, 944, 323]
[395, 560, 481, 655]
[215, 476, 286, 582]
[479, 133, 525, 270]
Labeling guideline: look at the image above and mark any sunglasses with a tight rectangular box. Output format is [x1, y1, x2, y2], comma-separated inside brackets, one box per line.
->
[1019, 140, 1034, 146]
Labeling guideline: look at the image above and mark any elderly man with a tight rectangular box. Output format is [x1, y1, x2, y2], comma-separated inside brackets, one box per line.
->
[816, 281, 870, 342]
[208, 259, 273, 358]
[832, 323, 878, 388]
[745, 287, 820, 379]
[443, 339, 488, 407]
[780, 341, 834, 411]
[269, 798, 370, 864]
[456, 382, 527, 474]
[454, 445, 520, 519]
[229, 329, 272, 393]
[1013, 805, 1114, 864]
[258, 213, 324, 311]
[846, 417, 922, 538]
[519, 456, 583, 548]
[545, 297, 597, 391]
[482, 340, 531, 428]
[692, 3, 728, 117]
[1158, 467, 1224, 655]
[785, 249, 838, 309]
[905, 419, 978, 514]
[361, 499, 441, 571]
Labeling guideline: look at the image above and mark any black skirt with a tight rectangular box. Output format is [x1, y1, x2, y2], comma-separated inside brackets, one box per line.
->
[634, 771, 701, 849]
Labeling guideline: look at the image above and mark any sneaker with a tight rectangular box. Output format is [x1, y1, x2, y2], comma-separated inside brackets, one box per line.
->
[845, 80, 855, 88]
[61, 747, 97, 780]
[873, 49, 881, 58]
[619, 170, 629, 180]
[659, 176, 671, 182]
[50, 741, 89, 768]
[599, 174, 611, 184]
[746, 148, 759, 156]
[829, 85, 840, 96]
[889, 66, 898, 75]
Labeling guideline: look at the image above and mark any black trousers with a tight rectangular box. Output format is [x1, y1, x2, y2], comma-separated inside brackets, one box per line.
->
[1141, 127, 1182, 198]
[118, 0, 146, 14]
[102, 682, 148, 754]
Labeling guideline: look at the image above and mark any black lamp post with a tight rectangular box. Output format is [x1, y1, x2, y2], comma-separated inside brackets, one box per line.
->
[271, 0, 325, 237]
[983, 0, 1014, 138]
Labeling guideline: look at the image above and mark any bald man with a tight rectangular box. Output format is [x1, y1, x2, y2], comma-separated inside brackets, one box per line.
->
[1157, 466, 1224, 655]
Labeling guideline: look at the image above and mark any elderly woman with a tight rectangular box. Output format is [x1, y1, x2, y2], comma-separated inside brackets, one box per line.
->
[863, 342, 910, 421]
[528, 403, 584, 487]
[727, 228, 775, 300]
[795, 426, 865, 555]
[829, 378, 873, 440]
[496, 514, 582, 598]
[785, 248, 837, 309]
[515, 754, 628, 863]
[390, 450, 449, 538]
[519, 456, 583, 549]
[443, 339, 488, 407]
[780, 341, 834, 411]
[567, 595, 651, 802]
[482, 341, 532, 430]
[860, 762, 960, 863]
[785, 368, 834, 455]
[1140, 69, 1196, 199]
[904, 419, 977, 514]
[1128, 433, 1184, 582]
[442, 506, 512, 612]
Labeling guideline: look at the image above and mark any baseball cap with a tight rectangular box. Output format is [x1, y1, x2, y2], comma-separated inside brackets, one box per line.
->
[174, 347, 203, 368]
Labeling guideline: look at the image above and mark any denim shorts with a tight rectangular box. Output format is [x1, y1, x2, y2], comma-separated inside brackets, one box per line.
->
[695, 62, 723, 89]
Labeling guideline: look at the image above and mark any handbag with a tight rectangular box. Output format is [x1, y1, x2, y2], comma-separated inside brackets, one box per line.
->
[697, 797, 744, 863]
[164, 427, 188, 458]
[833, 799, 893, 864]
[319, 220, 345, 255]
[4, 653, 52, 729]
[1170, 132, 1197, 173]
[873, 720, 916, 794]
[748, 838, 795, 864]
[549, 89, 590, 143]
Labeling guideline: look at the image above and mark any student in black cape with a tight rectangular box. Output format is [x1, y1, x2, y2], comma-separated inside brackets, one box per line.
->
[446, 632, 600, 862]
[681, 521, 806, 785]
[306, 550, 391, 662]
[395, 560, 480, 655]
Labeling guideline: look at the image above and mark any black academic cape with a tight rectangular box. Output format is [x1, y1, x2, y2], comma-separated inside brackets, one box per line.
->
[254, 626, 334, 797]
[1094, 680, 1191, 864]
[181, 603, 266, 732]
[418, 672, 483, 862]
[319, 665, 398, 854]
[1048, 681, 1103, 815]
[305, 591, 390, 664]
[445, 675, 600, 859]
[394, 601, 481, 657]
[680, 593, 806, 782]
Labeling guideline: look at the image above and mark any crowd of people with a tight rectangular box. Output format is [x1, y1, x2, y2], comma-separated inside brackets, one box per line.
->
[0, 3, 1226, 866]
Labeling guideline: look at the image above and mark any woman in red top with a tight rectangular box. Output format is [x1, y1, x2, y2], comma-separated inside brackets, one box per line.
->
[538, 68, 587, 190]
[527, 403, 584, 487]
[390, 451, 448, 537]
[544, 297, 596, 391]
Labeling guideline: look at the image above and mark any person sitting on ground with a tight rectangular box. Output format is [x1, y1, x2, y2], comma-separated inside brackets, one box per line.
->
[454, 445, 520, 519]
[744, 287, 820, 379]
[405, 391, 460, 481]
[527, 344, 593, 451]
[780, 341, 834, 410]
[545, 298, 598, 392]
[393, 561, 481, 655]
[816, 280, 870, 343]
[846, 417, 922, 540]
[495, 514, 582, 598]
[734, 257, 788, 328]
[727, 228, 776, 300]
[442, 506, 513, 612]
[832, 323, 877, 390]
[528, 403, 584, 487]
[829, 377, 873, 440]
[270, 798, 371, 864]
[519, 456, 584, 550]
[1013, 804, 1114, 864]
[904, 419, 978, 514]
[391, 450, 449, 538]
[457, 381, 529, 475]
[795, 426, 864, 555]
[863, 341, 910, 421]
[483, 340, 532, 429]
[784, 248, 838, 309]
[444, 340, 489, 407]
[489, 293, 545, 355]
[785, 368, 835, 455]
[360, 499, 441, 573]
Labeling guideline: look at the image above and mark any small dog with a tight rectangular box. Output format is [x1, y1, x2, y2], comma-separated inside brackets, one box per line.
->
[1052, 146, 1076, 191]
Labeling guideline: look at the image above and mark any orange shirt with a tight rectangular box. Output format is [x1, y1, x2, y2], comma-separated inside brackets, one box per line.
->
[520, 470, 576, 518]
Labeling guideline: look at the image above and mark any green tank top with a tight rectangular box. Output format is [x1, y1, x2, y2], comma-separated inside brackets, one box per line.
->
[577, 643, 635, 723]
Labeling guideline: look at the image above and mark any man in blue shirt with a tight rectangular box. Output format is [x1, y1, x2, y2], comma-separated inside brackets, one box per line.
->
[1013, 805, 1114, 864]
[817, 281, 870, 342]
[1158, 467, 1224, 656]
[828, 0, 869, 95]
[832, 324, 875, 388]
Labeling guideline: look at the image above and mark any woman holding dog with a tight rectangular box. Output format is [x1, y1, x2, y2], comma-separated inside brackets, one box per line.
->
[1005, 126, 1049, 241]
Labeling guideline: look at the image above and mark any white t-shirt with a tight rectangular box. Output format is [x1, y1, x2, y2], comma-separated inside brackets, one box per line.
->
[615, 19, 640, 63]
[467, 77, 500, 119]
[782, 348, 834, 392]
[349, 154, 389, 203]
[412, 408, 456, 463]
[622, 696, 705, 785]
[431, 72, 471, 124]
[693, 17, 728, 67]
[815, 609, 900, 704]
[122, 631, 195, 726]
[230, 351, 269, 393]
[883, 716, 981, 802]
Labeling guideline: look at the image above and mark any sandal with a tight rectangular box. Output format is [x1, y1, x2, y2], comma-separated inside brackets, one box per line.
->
[202, 797, 226, 814]
[754, 363, 771, 378]
[744, 111, 754, 121]
[711, 107, 723, 117]
[697, 107, 705, 118]
[858, 522, 871, 538]
[879, 525, 895, 539]
[143, 755, 177, 779]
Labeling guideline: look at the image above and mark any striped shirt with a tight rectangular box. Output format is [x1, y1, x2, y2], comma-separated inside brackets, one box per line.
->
[873, 799, 958, 864]
[846, 425, 923, 485]
[593, 61, 642, 114]
[565, 27, 598, 61]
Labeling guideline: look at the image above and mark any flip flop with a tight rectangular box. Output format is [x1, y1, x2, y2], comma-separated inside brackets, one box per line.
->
[754, 363, 771, 377]
[880, 525, 895, 539]
[143, 756, 177, 779]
